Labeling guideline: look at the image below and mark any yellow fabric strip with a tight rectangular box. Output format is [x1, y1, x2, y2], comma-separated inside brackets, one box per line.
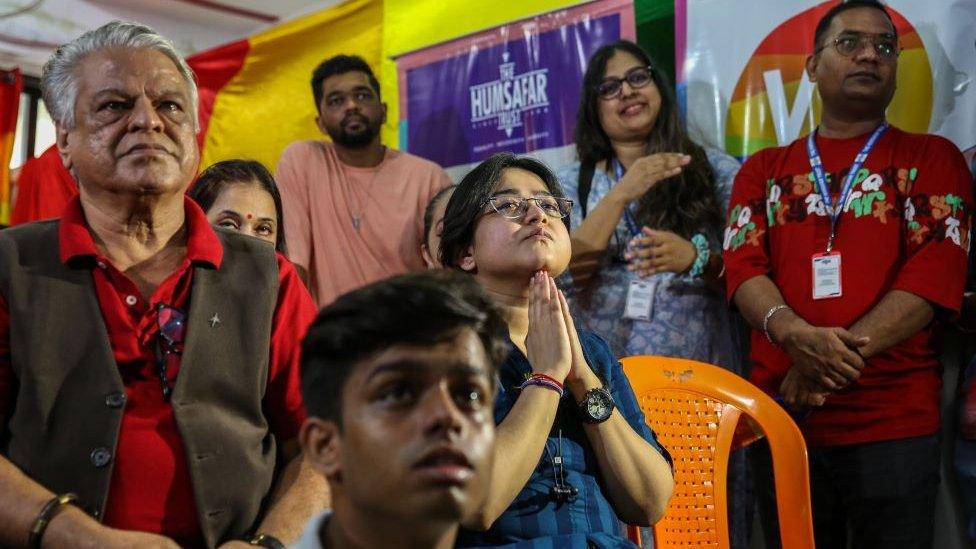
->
[200, 0, 383, 171]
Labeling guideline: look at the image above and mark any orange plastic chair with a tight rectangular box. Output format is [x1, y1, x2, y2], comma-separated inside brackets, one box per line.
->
[621, 356, 815, 549]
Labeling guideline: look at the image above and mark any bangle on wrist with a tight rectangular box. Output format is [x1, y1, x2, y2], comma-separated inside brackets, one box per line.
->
[688, 234, 710, 278]
[29, 493, 78, 549]
[249, 533, 286, 549]
[762, 304, 791, 343]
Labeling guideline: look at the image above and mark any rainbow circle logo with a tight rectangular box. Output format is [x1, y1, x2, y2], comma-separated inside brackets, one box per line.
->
[725, 1, 932, 159]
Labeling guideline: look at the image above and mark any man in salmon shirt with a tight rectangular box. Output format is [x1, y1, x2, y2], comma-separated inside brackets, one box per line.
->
[0, 21, 326, 548]
[276, 55, 452, 307]
[722, 1, 972, 548]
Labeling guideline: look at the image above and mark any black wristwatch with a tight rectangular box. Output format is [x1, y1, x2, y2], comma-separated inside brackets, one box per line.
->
[578, 387, 615, 423]
[249, 533, 286, 549]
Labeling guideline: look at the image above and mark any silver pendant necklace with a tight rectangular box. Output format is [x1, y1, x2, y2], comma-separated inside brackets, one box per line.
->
[347, 147, 386, 232]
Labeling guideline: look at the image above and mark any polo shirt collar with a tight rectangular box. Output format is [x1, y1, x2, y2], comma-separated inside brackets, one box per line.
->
[58, 195, 223, 268]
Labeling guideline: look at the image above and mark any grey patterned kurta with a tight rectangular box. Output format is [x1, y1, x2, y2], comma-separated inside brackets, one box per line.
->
[555, 149, 745, 374]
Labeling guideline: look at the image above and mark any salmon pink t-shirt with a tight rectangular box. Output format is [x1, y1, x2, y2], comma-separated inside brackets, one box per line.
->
[276, 141, 451, 306]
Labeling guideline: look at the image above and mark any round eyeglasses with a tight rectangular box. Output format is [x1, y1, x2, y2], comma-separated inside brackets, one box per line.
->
[815, 32, 900, 59]
[482, 195, 573, 219]
[597, 66, 654, 100]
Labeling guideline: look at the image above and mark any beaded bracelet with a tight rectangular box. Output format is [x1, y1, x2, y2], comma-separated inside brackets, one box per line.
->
[518, 373, 564, 397]
[688, 233, 710, 278]
[529, 372, 564, 390]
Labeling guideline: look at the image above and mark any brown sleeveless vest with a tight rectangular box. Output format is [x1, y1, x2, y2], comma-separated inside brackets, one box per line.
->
[0, 219, 281, 548]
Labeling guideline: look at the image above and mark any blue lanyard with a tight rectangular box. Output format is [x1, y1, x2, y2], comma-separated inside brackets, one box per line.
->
[806, 123, 887, 252]
[612, 158, 642, 238]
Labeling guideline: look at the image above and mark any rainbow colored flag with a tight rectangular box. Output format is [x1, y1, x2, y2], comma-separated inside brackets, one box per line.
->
[188, 0, 382, 173]
[0, 68, 22, 225]
[188, 0, 588, 174]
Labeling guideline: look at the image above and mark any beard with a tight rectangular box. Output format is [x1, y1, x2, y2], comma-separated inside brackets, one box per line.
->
[329, 112, 383, 149]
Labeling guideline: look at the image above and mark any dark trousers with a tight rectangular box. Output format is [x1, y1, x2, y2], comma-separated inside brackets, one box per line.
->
[750, 434, 940, 549]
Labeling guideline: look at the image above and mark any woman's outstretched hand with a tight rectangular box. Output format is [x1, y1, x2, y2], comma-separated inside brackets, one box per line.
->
[525, 272, 572, 382]
[610, 153, 691, 204]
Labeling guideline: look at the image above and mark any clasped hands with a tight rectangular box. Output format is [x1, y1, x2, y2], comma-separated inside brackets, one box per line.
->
[778, 321, 871, 412]
[524, 272, 599, 395]
[608, 152, 696, 278]
[624, 227, 697, 277]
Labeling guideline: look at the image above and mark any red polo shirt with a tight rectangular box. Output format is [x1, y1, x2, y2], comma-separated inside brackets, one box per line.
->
[0, 196, 316, 547]
[723, 127, 972, 447]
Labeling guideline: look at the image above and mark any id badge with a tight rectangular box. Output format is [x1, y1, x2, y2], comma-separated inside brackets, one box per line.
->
[624, 279, 656, 320]
[812, 252, 842, 300]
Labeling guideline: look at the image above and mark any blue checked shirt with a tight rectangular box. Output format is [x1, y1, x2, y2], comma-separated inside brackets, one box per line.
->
[457, 330, 671, 548]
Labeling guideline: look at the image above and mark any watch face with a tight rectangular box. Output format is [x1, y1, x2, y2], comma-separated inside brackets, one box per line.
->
[584, 389, 613, 422]
[587, 398, 609, 418]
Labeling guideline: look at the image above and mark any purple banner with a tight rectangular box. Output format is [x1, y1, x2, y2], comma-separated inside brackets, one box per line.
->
[397, 0, 635, 170]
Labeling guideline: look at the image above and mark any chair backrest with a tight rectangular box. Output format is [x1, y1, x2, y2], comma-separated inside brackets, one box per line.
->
[621, 356, 815, 549]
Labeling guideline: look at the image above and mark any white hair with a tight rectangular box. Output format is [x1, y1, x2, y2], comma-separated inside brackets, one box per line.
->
[41, 20, 198, 130]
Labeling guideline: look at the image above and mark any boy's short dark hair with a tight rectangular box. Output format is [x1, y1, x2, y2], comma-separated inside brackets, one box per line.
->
[813, 1, 896, 52]
[310, 54, 381, 112]
[300, 270, 510, 425]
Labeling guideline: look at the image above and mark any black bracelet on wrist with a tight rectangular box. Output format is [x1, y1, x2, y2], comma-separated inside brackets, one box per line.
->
[28, 493, 78, 549]
[249, 533, 286, 549]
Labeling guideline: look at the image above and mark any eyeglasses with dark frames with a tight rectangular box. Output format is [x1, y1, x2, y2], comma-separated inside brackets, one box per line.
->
[481, 195, 573, 220]
[155, 303, 186, 401]
[597, 65, 655, 101]
[814, 32, 900, 59]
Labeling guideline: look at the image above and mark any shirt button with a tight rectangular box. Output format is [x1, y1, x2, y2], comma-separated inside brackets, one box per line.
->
[90, 447, 112, 468]
[124, 295, 138, 306]
[104, 392, 126, 408]
[96, 261, 107, 269]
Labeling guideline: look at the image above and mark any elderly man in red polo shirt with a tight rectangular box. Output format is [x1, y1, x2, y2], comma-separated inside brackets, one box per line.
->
[0, 21, 326, 549]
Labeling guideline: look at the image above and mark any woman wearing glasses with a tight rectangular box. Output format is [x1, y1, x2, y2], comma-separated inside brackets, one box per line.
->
[556, 39, 745, 379]
[441, 153, 673, 547]
[555, 40, 749, 546]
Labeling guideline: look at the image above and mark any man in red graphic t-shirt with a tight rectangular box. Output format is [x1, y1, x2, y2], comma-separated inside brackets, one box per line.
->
[0, 22, 326, 549]
[722, 2, 972, 548]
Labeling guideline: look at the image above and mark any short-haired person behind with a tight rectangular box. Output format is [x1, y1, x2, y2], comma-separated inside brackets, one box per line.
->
[440, 153, 674, 547]
[0, 22, 326, 548]
[295, 271, 508, 549]
[422, 184, 457, 268]
[189, 159, 288, 253]
[723, 2, 973, 548]
[276, 54, 452, 307]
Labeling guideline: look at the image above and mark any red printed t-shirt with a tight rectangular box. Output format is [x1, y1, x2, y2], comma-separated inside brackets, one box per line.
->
[722, 126, 972, 447]
[0, 196, 316, 547]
